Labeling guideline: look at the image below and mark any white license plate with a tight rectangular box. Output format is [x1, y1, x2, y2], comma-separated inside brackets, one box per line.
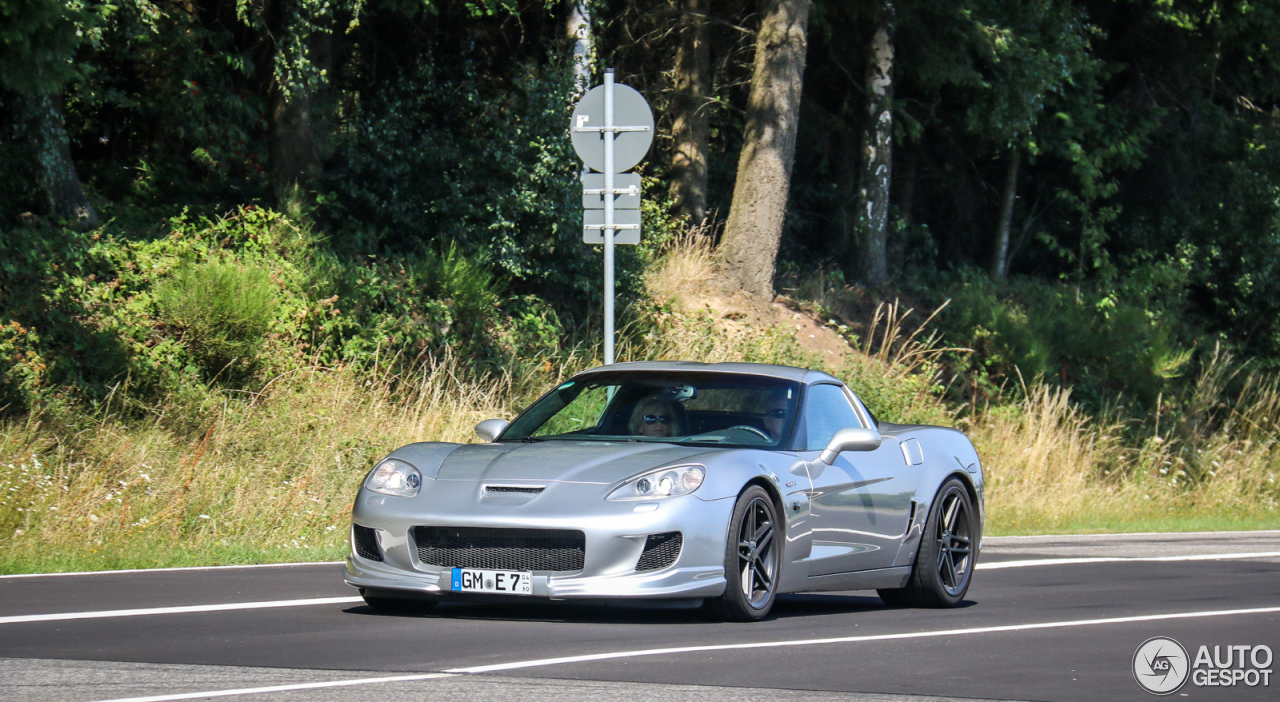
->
[450, 568, 532, 595]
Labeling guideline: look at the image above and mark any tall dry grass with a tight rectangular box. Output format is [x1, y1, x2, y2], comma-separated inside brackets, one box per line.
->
[972, 349, 1280, 533]
[0, 358, 515, 571]
[2, 243, 1277, 572]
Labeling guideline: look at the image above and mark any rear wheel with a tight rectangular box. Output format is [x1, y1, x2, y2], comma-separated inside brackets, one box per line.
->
[706, 486, 781, 622]
[360, 589, 437, 615]
[877, 477, 977, 608]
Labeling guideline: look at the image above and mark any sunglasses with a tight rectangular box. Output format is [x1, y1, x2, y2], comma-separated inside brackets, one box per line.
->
[765, 408, 788, 419]
[643, 414, 672, 425]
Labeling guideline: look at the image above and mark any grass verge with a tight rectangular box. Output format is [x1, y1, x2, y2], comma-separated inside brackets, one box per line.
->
[1, 239, 1276, 574]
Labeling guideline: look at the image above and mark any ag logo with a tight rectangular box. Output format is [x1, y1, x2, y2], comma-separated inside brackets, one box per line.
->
[1134, 637, 1190, 695]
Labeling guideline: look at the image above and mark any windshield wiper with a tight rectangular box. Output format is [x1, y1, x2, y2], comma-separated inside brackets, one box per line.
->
[518, 436, 546, 443]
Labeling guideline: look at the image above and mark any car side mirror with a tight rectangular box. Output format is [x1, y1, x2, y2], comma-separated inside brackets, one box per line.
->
[819, 427, 882, 465]
[474, 419, 509, 443]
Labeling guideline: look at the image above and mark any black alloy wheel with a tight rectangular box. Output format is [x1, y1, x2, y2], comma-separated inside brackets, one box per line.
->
[878, 477, 978, 608]
[707, 485, 781, 621]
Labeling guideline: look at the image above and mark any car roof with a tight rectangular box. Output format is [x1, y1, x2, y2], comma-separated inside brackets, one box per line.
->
[572, 361, 841, 385]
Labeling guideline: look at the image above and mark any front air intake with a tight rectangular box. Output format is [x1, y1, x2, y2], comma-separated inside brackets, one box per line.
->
[352, 524, 383, 562]
[636, 531, 683, 571]
[413, 526, 585, 572]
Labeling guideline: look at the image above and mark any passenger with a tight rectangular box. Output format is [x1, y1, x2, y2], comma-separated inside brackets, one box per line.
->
[763, 390, 790, 441]
[629, 396, 683, 438]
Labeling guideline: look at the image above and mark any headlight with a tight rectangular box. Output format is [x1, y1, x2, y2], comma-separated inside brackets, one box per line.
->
[364, 458, 422, 497]
[607, 464, 705, 501]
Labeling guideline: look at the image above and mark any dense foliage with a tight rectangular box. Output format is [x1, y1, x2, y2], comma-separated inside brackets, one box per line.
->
[1, 0, 1278, 420]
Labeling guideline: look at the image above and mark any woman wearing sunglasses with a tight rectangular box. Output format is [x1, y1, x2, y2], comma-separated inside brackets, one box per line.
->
[628, 396, 685, 438]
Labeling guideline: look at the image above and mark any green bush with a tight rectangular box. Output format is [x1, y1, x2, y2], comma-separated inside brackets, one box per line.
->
[936, 272, 1191, 409]
[154, 260, 279, 383]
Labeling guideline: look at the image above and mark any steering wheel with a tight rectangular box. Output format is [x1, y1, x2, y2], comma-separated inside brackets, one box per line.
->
[725, 425, 772, 442]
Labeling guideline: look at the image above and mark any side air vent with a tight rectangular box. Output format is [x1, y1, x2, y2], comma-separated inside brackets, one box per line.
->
[636, 531, 683, 572]
[483, 484, 545, 495]
[352, 524, 383, 562]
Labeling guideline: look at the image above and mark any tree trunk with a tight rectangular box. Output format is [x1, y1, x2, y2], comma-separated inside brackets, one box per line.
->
[565, 0, 593, 95]
[22, 92, 97, 229]
[854, 1, 894, 286]
[719, 0, 813, 299]
[668, 0, 711, 227]
[833, 95, 860, 262]
[990, 148, 1020, 278]
[268, 22, 333, 207]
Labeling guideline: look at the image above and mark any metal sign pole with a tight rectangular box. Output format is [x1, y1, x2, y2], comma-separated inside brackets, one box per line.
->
[568, 70, 652, 367]
[603, 69, 616, 365]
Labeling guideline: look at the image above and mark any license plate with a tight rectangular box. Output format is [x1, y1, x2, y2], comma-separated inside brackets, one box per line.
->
[450, 568, 532, 595]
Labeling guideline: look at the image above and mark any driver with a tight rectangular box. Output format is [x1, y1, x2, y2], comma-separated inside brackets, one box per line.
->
[629, 396, 684, 438]
[763, 390, 790, 441]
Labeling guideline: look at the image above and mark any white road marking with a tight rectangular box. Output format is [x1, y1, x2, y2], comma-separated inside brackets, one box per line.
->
[0, 596, 363, 625]
[89, 673, 455, 702]
[81, 605, 1280, 702]
[977, 551, 1280, 570]
[445, 605, 1280, 674]
[6, 551, 1278, 625]
[0, 561, 343, 580]
[986, 529, 1280, 540]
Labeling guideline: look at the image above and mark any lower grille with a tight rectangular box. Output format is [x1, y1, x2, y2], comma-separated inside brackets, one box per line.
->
[636, 531, 683, 571]
[413, 526, 585, 572]
[352, 524, 383, 562]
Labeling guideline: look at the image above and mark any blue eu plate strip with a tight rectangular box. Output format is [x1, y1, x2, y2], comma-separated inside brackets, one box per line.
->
[451, 567, 461, 591]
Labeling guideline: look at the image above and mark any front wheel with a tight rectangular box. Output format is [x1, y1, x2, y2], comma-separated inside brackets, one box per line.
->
[877, 477, 978, 608]
[706, 486, 781, 622]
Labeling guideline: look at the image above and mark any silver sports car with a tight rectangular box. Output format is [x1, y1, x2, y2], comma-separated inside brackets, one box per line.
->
[345, 361, 983, 621]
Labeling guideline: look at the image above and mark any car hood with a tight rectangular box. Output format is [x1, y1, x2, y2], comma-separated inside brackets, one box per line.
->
[430, 441, 716, 485]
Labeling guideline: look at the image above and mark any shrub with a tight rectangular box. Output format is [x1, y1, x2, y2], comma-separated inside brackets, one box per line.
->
[153, 259, 279, 383]
[935, 272, 1191, 409]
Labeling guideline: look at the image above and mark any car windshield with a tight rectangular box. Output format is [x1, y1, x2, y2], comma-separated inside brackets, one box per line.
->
[500, 371, 801, 449]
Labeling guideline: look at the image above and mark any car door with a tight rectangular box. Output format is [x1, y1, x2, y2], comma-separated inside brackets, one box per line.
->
[802, 383, 918, 574]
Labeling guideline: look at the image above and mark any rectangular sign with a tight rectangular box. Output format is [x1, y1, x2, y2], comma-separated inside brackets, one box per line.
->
[583, 209, 641, 245]
[582, 173, 642, 209]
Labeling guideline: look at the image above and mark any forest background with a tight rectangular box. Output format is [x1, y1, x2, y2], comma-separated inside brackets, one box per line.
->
[0, 0, 1277, 573]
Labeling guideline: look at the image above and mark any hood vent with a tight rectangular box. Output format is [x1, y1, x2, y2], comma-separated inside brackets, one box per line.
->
[483, 484, 545, 495]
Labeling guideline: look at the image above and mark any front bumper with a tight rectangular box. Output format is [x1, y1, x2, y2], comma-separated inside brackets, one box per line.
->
[343, 480, 734, 600]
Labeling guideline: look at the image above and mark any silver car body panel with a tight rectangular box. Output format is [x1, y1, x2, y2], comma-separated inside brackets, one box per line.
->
[345, 361, 983, 602]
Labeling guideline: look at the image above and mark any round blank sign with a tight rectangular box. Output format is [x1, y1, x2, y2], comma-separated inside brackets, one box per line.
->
[570, 84, 655, 173]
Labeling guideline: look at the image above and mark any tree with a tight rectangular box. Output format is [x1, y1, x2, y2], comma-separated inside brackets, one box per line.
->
[0, 0, 99, 227]
[565, 0, 593, 94]
[667, 0, 711, 226]
[854, 0, 894, 286]
[719, 0, 813, 298]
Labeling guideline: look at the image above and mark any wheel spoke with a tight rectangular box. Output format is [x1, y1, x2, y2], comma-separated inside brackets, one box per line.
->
[943, 496, 960, 532]
[941, 551, 956, 587]
[756, 527, 773, 554]
[755, 560, 773, 589]
[753, 519, 771, 543]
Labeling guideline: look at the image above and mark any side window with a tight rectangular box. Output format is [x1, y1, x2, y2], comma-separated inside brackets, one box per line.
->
[804, 384, 863, 451]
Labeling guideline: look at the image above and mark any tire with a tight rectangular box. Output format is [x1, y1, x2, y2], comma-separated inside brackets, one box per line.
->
[706, 485, 781, 622]
[360, 589, 437, 615]
[877, 477, 978, 608]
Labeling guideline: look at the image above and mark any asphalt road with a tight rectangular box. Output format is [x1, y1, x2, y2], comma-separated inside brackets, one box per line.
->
[2, 531, 1278, 702]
